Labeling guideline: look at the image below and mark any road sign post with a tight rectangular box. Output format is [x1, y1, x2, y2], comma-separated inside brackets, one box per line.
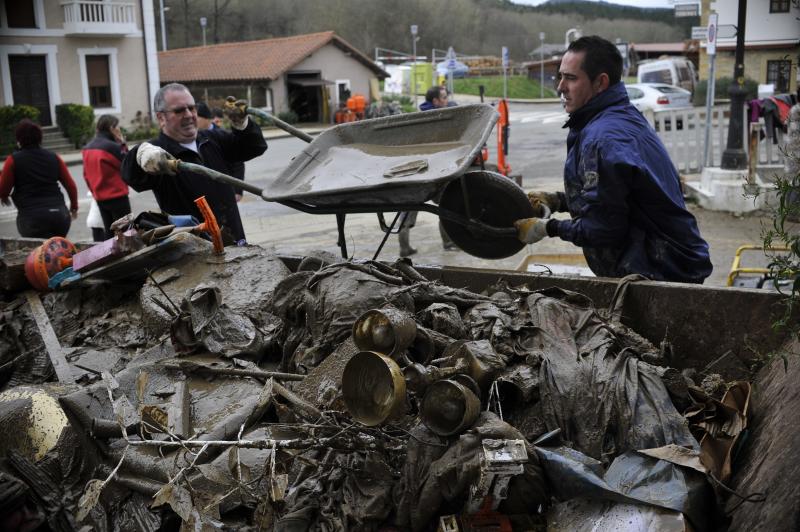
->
[703, 12, 718, 168]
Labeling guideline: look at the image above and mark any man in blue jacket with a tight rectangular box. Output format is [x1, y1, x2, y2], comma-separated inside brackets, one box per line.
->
[515, 36, 712, 284]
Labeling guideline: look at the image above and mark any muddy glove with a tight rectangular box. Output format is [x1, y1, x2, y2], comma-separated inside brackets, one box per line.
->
[527, 191, 563, 218]
[514, 217, 549, 244]
[136, 142, 176, 175]
[223, 96, 249, 130]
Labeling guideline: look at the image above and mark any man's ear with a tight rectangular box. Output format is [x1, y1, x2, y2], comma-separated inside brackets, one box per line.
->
[593, 73, 610, 94]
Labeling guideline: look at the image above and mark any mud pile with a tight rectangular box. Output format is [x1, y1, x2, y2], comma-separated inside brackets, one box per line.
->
[0, 240, 750, 531]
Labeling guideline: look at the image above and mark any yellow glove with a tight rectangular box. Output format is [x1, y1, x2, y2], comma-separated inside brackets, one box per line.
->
[527, 191, 562, 218]
[223, 96, 249, 130]
[514, 217, 549, 244]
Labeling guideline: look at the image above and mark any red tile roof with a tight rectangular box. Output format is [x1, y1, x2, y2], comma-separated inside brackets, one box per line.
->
[159, 31, 387, 82]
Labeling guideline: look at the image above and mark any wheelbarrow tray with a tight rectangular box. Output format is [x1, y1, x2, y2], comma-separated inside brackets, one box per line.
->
[263, 104, 499, 207]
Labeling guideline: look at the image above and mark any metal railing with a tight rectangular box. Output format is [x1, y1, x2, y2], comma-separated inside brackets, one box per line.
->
[62, 1, 135, 26]
[646, 106, 785, 174]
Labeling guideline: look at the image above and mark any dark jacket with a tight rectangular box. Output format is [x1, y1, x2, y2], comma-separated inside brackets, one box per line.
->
[122, 120, 266, 242]
[549, 82, 712, 284]
[82, 131, 129, 201]
[419, 101, 436, 111]
[0, 147, 78, 212]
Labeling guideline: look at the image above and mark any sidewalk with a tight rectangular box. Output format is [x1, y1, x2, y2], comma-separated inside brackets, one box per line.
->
[55, 124, 328, 167]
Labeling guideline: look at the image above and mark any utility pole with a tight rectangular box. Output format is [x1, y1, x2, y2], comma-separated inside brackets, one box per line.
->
[539, 32, 545, 99]
[721, 0, 747, 170]
[159, 0, 168, 51]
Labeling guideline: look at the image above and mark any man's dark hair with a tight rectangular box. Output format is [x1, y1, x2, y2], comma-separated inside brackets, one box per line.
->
[212, 107, 224, 119]
[425, 86, 443, 103]
[196, 101, 212, 119]
[567, 36, 622, 86]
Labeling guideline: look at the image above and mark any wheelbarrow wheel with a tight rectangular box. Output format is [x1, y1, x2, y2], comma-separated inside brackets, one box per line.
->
[439, 170, 534, 259]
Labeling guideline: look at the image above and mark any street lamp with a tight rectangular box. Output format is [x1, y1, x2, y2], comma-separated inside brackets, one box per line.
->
[539, 31, 545, 99]
[159, 0, 169, 51]
[411, 24, 419, 107]
[721, 0, 748, 170]
[200, 16, 207, 46]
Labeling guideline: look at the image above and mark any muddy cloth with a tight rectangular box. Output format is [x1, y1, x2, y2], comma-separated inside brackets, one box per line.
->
[395, 412, 547, 531]
[535, 446, 717, 530]
[276, 450, 395, 532]
[271, 262, 416, 372]
[519, 286, 697, 463]
[554, 81, 712, 283]
[170, 284, 264, 359]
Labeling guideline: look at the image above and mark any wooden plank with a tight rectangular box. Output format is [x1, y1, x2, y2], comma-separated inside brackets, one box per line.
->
[24, 290, 74, 383]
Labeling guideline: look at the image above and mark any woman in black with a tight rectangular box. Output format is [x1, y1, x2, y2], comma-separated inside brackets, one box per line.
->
[0, 119, 78, 238]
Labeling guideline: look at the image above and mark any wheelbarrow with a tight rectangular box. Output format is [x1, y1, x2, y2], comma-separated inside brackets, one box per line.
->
[169, 104, 535, 260]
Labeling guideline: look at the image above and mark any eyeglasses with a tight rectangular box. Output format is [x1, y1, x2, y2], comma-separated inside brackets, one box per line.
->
[162, 105, 197, 115]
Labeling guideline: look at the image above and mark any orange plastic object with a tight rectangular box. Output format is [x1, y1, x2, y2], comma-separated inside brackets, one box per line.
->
[24, 237, 76, 291]
[496, 99, 511, 176]
[194, 196, 224, 254]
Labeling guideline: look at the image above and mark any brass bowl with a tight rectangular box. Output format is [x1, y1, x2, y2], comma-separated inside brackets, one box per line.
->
[342, 351, 407, 426]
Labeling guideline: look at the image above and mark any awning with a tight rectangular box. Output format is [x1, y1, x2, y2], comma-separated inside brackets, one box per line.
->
[288, 78, 335, 87]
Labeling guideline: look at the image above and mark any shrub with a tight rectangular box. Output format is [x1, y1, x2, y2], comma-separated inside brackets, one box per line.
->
[276, 110, 299, 124]
[122, 110, 159, 141]
[55, 103, 95, 149]
[693, 76, 759, 106]
[0, 105, 40, 154]
[382, 94, 416, 113]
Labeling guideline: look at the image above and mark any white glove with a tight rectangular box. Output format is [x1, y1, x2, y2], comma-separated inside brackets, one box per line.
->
[514, 217, 549, 244]
[136, 142, 176, 175]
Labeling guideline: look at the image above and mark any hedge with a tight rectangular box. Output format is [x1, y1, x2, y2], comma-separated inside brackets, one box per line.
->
[0, 105, 40, 155]
[55, 103, 95, 149]
[692, 77, 759, 106]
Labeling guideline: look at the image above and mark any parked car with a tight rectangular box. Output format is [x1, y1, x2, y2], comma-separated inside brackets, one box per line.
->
[436, 60, 470, 78]
[637, 57, 698, 94]
[626, 83, 693, 130]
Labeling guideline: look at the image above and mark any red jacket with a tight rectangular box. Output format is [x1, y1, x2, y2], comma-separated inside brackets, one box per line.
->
[82, 132, 128, 201]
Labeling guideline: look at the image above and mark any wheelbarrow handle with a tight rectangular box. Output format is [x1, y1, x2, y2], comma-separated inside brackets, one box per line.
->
[167, 159, 269, 199]
[246, 107, 314, 144]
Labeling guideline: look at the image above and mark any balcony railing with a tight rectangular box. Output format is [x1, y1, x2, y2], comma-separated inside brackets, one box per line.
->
[62, 1, 137, 36]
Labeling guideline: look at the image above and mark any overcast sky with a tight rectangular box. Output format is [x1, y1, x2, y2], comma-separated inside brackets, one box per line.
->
[512, 0, 674, 7]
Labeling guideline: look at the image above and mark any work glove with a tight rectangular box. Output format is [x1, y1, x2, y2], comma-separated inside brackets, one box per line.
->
[136, 142, 176, 175]
[223, 96, 249, 130]
[514, 217, 549, 244]
[527, 191, 563, 218]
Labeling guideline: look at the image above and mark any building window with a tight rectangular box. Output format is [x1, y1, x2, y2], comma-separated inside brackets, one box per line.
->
[766, 60, 791, 93]
[6, 0, 36, 28]
[770, 0, 790, 13]
[86, 55, 112, 107]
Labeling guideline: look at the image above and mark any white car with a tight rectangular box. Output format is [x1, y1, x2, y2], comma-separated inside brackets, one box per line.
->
[626, 83, 692, 130]
[625, 83, 692, 113]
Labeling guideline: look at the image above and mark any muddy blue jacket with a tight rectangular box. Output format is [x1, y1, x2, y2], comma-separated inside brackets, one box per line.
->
[549, 82, 712, 283]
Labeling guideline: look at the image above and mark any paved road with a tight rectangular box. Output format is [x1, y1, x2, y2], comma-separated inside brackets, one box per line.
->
[0, 103, 772, 287]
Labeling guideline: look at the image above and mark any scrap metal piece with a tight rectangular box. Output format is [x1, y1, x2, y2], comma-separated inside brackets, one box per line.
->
[24, 291, 73, 383]
[467, 439, 527, 513]
[342, 351, 406, 426]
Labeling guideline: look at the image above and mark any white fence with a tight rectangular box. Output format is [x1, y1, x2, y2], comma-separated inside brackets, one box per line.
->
[646, 106, 785, 174]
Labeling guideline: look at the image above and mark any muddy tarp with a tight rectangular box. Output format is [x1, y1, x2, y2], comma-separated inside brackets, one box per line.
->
[535, 445, 716, 530]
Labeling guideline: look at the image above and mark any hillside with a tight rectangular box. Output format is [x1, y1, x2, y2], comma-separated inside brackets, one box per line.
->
[160, 0, 696, 60]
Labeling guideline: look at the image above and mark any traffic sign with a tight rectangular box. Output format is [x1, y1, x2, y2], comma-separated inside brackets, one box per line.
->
[502, 46, 509, 68]
[691, 26, 707, 40]
[446, 46, 457, 71]
[707, 13, 718, 55]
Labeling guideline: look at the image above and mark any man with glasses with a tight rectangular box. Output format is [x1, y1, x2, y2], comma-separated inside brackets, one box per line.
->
[122, 83, 266, 245]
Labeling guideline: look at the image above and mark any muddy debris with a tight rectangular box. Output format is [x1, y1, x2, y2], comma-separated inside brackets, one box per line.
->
[0, 242, 756, 531]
